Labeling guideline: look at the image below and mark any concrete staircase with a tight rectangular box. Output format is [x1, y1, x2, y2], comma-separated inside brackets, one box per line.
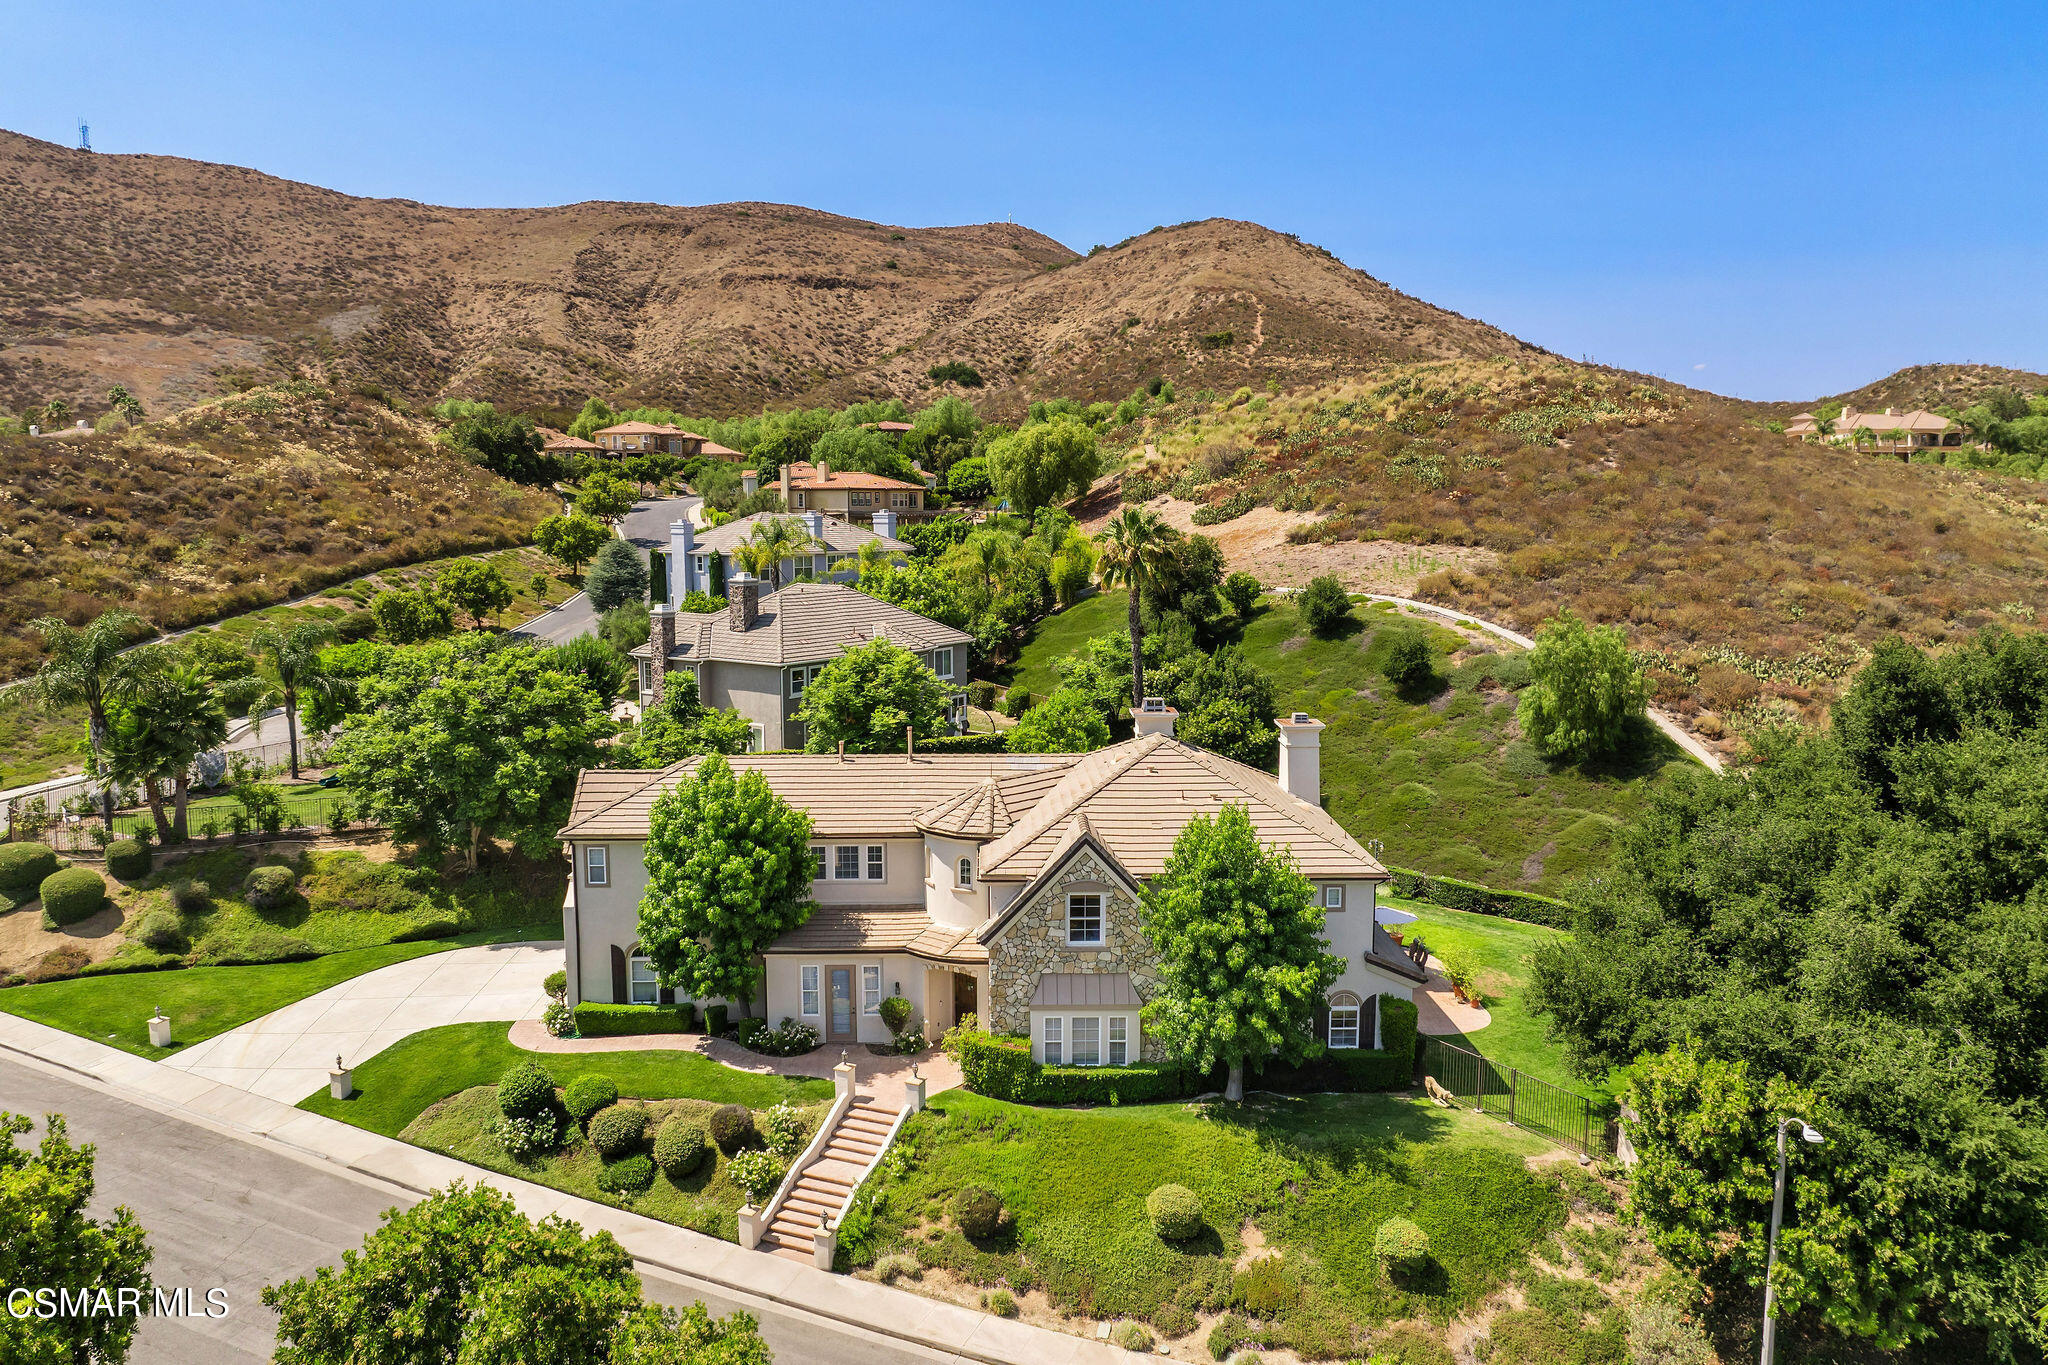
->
[757, 1095, 901, 1262]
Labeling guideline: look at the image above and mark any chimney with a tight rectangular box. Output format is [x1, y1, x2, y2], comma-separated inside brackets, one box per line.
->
[649, 604, 677, 703]
[1276, 713, 1325, 807]
[1131, 696, 1177, 739]
[669, 520, 695, 604]
[728, 573, 759, 631]
[817, 459, 830, 480]
[873, 508, 898, 541]
[805, 508, 824, 538]
[742, 468, 759, 497]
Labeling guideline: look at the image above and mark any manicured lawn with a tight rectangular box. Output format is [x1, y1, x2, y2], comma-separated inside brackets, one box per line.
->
[1005, 591, 1125, 699]
[861, 1090, 1566, 1357]
[300, 1021, 832, 1135]
[109, 783, 344, 841]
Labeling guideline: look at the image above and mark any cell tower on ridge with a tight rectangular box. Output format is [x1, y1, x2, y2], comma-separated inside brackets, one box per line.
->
[77, 118, 91, 152]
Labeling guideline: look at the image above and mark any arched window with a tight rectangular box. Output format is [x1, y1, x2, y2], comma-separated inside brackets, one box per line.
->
[1327, 991, 1362, 1049]
[627, 943, 658, 1006]
[957, 856, 974, 888]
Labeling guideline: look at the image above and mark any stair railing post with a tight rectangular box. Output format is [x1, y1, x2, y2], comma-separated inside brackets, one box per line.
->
[1508, 1068, 1518, 1127]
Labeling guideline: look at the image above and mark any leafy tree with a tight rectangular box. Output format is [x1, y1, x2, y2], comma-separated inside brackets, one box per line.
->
[1096, 507, 1179, 707]
[614, 672, 752, 766]
[797, 639, 951, 753]
[330, 644, 611, 868]
[1139, 804, 1343, 1102]
[607, 1302, 773, 1365]
[946, 456, 993, 501]
[1380, 629, 1439, 695]
[1516, 608, 1646, 761]
[263, 1182, 641, 1365]
[600, 602, 652, 655]
[585, 538, 649, 614]
[855, 553, 969, 630]
[449, 408, 557, 486]
[248, 621, 341, 778]
[370, 584, 455, 644]
[577, 471, 638, 525]
[926, 360, 984, 388]
[905, 393, 981, 475]
[1046, 530, 1096, 608]
[810, 425, 915, 481]
[1005, 687, 1109, 753]
[1829, 634, 1960, 800]
[984, 416, 1100, 516]
[1, 1111, 153, 1365]
[567, 396, 616, 441]
[1220, 572, 1261, 617]
[30, 608, 163, 829]
[638, 753, 814, 1014]
[547, 635, 631, 704]
[739, 516, 819, 590]
[105, 664, 228, 842]
[1149, 645, 1279, 767]
[536, 513, 611, 577]
[1296, 575, 1352, 636]
[106, 383, 144, 423]
[438, 559, 516, 630]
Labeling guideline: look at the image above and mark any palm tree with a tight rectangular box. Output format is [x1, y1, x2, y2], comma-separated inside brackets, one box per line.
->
[1095, 507, 1179, 709]
[248, 622, 340, 780]
[1885, 427, 1911, 460]
[744, 516, 821, 590]
[106, 665, 227, 843]
[1814, 414, 1837, 443]
[28, 608, 163, 828]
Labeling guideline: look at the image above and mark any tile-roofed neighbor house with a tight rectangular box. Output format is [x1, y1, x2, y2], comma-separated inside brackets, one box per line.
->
[677, 510, 909, 596]
[591, 422, 740, 459]
[556, 710, 1422, 1083]
[1784, 405, 1964, 454]
[776, 460, 929, 528]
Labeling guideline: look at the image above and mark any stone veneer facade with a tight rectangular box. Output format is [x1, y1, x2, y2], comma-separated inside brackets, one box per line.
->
[986, 845, 1162, 1059]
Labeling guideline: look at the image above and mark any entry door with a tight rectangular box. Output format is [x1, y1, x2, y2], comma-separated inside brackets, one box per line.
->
[954, 971, 978, 1023]
[827, 965, 856, 1042]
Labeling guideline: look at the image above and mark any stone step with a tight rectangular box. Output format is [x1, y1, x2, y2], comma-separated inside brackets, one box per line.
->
[763, 1243, 812, 1263]
[823, 1144, 880, 1166]
[851, 1102, 899, 1120]
[770, 1217, 819, 1241]
[828, 1133, 882, 1155]
[783, 1193, 837, 1219]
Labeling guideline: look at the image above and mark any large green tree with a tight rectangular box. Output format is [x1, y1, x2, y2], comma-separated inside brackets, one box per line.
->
[371, 584, 456, 644]
[1515, 608, 1647, 761]
[984, 415, 1100, 516]
[330, 643, 611, 868]
[105, 664, 228, 842]
[248, 621, 341, 779]
[2, 1110, 153, 1365]
[796, 638, 952, 753]
[577, 471, 638, 526]
[638, 754, 814, 1014]
[1005, 687, 1109, 754]
[437, 559, 515, 631]
[614, 673, 752, 766]
[1139, 804, 1343, 1102]
[1095, 507, 1178, 708]
[29, 608, 162, 828]
[448, 408, 556, 486]
[584, 538, 649, 614]
[536, 513, 611, 577]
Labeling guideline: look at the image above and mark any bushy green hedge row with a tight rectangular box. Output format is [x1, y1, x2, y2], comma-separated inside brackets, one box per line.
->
[919, 732, 1009, 754]
[572, 1002, 696, 1037]
[1250, 997, 1420, 1093]
[0, 843, 61, 903]
[1386, 866, 1574, 930]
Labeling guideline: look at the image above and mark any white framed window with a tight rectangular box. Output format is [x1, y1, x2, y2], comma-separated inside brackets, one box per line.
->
[834, 846, 861, 880]
[745, 723, 765, 753]
[628, 954, 658, 1006]
[931, 648, 954, 679]
[810, 845, 827, 880]
[1070, 1016, 1101, 1067]
[1043, 1016, 1063, 1066]
[1067, 893, 1103, 946]
[1323, 885, 1345, 910]
[585, 845, 609, 887]
[1329, 1004, 1361, 1049]
[866, 845, 885, 880]
[801, 964, 820, 1016]
[795, 491, 807, 508]
[1108, 1015, 1128, 1065]
[957, 856, 973, 888]
[862, 965, 881, 1015]
[891, 491, 915, 508]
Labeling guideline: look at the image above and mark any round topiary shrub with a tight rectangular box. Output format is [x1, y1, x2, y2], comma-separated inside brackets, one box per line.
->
[544, 968, 568, 1000]
[0, 843, 61, 903]
[877, 996, 914, 1035]
[564, 1074, 618, 1127]
[952, 1185, 1005, 1240]
[587, 1103, 648, 1158]
[167, 879, 211, 913]
[105, 839, 151, 882]
[708, 1103, 755, 1154]
[1374, 1216, 1431, 1275]
[496, 1060, 557, 1121]
[652, 1117, 708, 1178]
[131, 908, 188, 953]
[1146, 1183, 1204, 1241]
[39, 867, 108, 927]
[242, 864, 297, 910]
[597, 1153, 656, 1194]
[1298, 574, 1353, 637]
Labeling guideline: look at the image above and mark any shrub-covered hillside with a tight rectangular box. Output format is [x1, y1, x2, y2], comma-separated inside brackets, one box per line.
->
[0, 383, 556, 679]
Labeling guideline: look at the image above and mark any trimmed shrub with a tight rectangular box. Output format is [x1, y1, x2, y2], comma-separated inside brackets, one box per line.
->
[241, 864, 297, 910]
[543, 968, 568, 1000]
[708, 1103, 755, 1154]
[1146, 1184, 1203, 1241]
[1220, 572, 1261, 617]
[1152, 1303, 1199, 1339]
[1002, 685, 1032, 719]
[652, 1117, 708, 1177]
[597, 1153, 656, 1194]
[1235, 1254, 1300, 1313]
[1386, 866, 1573, 929]
[39, 867, 108, 926]
[726, 1148, 783, 1204]
[878, 996, 914, 1034]
[496, 1111, 561, 1161]
[917, 732, 1008, 754]
[0, 843, 61, 902]
[167, 878, 211, 912]
[967, 680, 998, 709]
[588, 1103, 648, 1157]
[1110, 1322, 1155, 1353]
[104, 839, 151, 881]
[959, 1029, 1192, 1104]
[495, 1060, 556, 1121]
[542, 1000, 575, 1037]
[1375, 1216, 1431, 1274]
[705, 1003, 729, 1037]
[1382, 630, 1440, 692]
[572, 1002, 694, 1037]
[391, 917, 458, 943]
[951, 1185, 1004, 1240]
[1298, 575, 1352, 636]
[564, 1074, 618, 1127]
[131, 909, 187, 953]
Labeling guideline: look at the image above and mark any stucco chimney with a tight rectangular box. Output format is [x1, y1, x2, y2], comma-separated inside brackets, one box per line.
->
[728, 573, 759, 631]
[804, 508, 824, 538]
[649, 604, 677, 703]
[1276, 713, 1325, 807]
[742, 468, 759, 497]
[873, 508, 898, 541]
[817, 459, 830, 480]
[1131, 697, 1177, 739]
[669, 520, 695, 604]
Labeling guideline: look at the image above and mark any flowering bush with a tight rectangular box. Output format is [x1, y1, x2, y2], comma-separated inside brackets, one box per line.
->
[890, 1028, 928, 1056]
[543, 1000, 576, 1038]
[738, 1017, 820, 1057]
[760, 1102, 808, 1157]
[496, 1111, 561, 1162]
[726, 1149, 784, 1205]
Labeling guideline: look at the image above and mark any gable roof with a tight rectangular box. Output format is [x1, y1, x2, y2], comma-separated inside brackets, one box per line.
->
[544, 432, 602, 451]
[594, 422, 711, 439]
[974, 815, 1144, 945]
[779, 460, 923, 492]
[690, 512, 909, 558]
[627, 582, 970, 669]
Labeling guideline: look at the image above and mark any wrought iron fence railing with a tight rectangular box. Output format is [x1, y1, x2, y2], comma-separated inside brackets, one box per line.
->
[1422, 1036, 1618, 1158]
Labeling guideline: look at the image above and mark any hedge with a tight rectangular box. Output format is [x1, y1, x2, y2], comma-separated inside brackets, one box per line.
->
[1249, 998, 1420, 1093]
[1386, 865, 1574, 930]
[919, 732, 1008, 754]
[573, 1002, 696, 1037]
[105, 839, 151, 882]
[0, 843, 61, 902]
[39, 868, 108, 927]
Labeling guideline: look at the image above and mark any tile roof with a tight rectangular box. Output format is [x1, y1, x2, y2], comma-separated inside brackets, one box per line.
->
[761, 904, 985, 961]
[1031, 972, 1142, 1008]
[594, 422, 711, 438]
[699, 440, 745, 458]
[779, 461, 924, 491]
[915, 780, 1017, 840]
[689, 512, 909, 557]
[625, 582, 970, 669]
[544, 433, 602, 450]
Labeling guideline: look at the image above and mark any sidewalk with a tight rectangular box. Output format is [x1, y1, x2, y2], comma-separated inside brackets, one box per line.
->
[508, 1018, 966, 1095]
[0, 1010, 1121, 1365]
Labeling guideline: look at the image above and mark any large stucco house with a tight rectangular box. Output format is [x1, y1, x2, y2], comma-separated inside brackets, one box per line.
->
[556, 710, 1424, 1066]
[678, 508, 910, 592]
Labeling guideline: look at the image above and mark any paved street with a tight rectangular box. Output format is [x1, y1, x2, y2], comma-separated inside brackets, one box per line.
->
[2, 1057, 953, 1364]
[512, 493, 701, 646]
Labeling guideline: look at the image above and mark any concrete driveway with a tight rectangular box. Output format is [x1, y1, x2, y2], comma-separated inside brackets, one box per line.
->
[164, 941, 562, 1102]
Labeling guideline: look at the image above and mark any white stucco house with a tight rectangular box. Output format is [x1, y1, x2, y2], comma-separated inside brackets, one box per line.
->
[555, 707, 1425, 1065]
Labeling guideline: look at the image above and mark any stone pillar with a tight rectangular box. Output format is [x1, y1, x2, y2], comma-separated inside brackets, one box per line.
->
[812, 1224, 837, 1271]
[903, 1067, 927, 1114]
[147, 1011, 172, 1048]
[833, 1055, 858, 1107]
[648, 604, 677, 704]
[329, 1054, 353, 1100]
[737, 1204, 766, 1250]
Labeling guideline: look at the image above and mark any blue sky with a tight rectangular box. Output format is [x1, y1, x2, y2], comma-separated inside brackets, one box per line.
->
[4, 0, 2042, 400]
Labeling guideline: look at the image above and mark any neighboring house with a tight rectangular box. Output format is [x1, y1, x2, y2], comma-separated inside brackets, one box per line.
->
[630, 575, 971, 748]
[542, 430, 603, 459]
[1785, 405, 1962, 452]
[593, 422, 745, 460]
[776, 460, 929, 524]
[684, 509, 910, 591]
[556, 710, 1424, 1066]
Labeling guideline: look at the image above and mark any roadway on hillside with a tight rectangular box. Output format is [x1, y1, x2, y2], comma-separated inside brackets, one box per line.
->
[1, 1056, 950, 1364]
[510, 493, 701, 646]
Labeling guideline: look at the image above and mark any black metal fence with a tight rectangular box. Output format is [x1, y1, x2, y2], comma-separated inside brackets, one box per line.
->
[1422, 1036, 1617, 1158]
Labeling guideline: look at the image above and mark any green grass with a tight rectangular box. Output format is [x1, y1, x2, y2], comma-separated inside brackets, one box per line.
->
[108, 783, 344, 841]
[302, 1021, 832, 1135]
[863, 1090, 1566, 1356]
[1002, 592, 1691, 897]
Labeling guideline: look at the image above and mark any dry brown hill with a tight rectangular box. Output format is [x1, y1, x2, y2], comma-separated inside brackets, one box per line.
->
[0, 130, 1541, 421]
[1825, 363, 2048, 413]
